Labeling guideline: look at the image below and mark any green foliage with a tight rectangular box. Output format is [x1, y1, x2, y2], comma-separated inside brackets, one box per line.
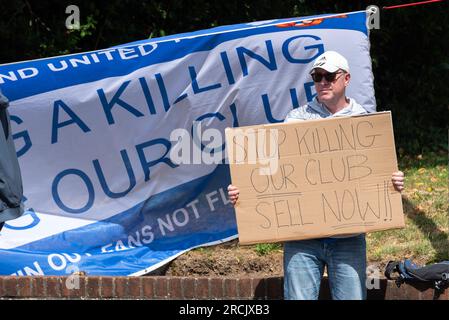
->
[0, 0, 447, 154]
[254, 243, 282, 256]
[368, 151, 448, 264]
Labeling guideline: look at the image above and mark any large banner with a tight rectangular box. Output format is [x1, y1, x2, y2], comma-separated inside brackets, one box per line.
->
[0, 11, 375, 276]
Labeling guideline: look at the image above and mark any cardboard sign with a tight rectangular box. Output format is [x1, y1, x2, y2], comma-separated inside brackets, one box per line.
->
[225, 112, 405, 244]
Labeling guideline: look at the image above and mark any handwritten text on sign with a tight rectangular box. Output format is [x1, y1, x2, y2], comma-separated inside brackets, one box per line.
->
[226, 112, 405, 244]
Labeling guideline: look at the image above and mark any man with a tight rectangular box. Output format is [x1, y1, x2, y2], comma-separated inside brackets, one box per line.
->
[227, 51, 405, 300]
[0, 88, 24, 231]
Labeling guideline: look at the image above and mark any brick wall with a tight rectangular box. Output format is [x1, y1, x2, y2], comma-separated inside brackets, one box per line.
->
[0, 276, 447, 300]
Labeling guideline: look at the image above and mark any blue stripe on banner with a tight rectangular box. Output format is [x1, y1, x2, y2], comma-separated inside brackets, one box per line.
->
[0, 164, 237, 276]
[119, 11, 367, 48]
[0, 11, 367, 101]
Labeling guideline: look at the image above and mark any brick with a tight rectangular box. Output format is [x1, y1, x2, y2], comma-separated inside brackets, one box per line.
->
[252, 277, 266, 300]
[6, 274, 447, 300]
[195, 278, 209, 299]
[404, 283, 421, 300]
[238, 278, 252, 299]
[114, 277, 129, 298]
[100, 277, 114, 298]
[17, 277, 33, 298]
[46, 277, 62, 298]
[128, 277, 142, 299]
[3, 277, 18, 297]
[86, 277, 100, 298]
[62, 276, 86, 298]
[168, 277, 182, 299]
[209, 278, 224, 299]
[142, 277, 155, 299]
[224, 278, 237, 299]
[266, 277, 283, 300]
[32, 277, 47, 298]
[182, 277, 196, 299]
[0, 278, 4, 297]
[420, 287, 436, 300]
[154, 277, 168, 298]
[394, 283, 407, 300]
[384, 281, 400, 300]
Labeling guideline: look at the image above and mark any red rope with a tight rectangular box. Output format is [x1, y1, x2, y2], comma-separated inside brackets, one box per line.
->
[383, 0, 444, 10]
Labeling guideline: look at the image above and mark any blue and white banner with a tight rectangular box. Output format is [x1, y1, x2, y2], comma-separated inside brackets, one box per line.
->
[0, 11, 375, 276]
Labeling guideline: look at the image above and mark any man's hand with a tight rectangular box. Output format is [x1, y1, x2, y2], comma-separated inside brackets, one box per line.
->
[228, 184, 240, 206]
[392, 171, 405, 192]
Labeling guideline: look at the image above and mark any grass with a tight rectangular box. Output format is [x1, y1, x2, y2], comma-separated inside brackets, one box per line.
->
[366, 150, 448, 265]
[254, 243, 282, 256]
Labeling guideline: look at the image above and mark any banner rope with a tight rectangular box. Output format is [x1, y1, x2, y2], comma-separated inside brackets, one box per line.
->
[383, 0, 444, 10]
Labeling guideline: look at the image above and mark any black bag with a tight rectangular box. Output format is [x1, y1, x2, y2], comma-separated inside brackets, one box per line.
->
[385, 259, 449, 298]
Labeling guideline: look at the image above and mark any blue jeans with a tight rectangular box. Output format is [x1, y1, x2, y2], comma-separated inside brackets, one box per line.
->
[283, 234, 367, 300]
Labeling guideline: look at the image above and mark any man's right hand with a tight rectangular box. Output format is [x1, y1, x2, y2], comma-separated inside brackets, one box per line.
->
[227, 184, 240, 206]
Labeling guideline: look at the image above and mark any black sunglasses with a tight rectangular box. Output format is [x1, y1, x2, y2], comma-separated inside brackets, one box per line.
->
[311, 71, 344, 82]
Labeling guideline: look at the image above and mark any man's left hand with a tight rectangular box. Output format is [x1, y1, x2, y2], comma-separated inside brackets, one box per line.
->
[392, 171, 405, 192]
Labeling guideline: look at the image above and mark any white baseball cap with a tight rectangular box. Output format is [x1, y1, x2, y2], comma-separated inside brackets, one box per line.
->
[309, 51, 350, 74]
